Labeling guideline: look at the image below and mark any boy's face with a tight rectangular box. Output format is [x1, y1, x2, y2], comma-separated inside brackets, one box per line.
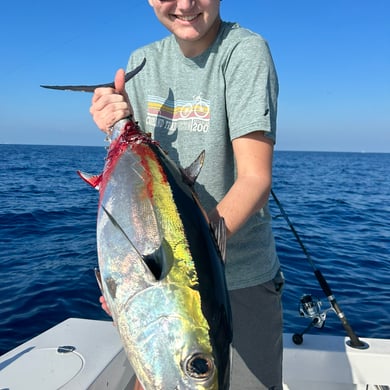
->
[148, 0, 221, 56]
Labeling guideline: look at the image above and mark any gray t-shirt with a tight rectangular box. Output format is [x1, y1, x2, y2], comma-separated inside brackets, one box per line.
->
[125, 21, 280, 290]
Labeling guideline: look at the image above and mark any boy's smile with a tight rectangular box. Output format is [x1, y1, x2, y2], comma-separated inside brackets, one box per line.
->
[149, 0, 221, 57]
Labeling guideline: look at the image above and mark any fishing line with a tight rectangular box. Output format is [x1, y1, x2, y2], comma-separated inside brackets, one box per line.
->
[271, 189, 368, 349]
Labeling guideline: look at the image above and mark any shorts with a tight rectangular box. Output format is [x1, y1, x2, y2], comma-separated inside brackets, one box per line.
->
[229, 269, 284, 389]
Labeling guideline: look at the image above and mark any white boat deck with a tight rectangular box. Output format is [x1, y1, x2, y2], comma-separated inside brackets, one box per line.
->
[0, 318, 389, 389]
[0, 318, 132, 389]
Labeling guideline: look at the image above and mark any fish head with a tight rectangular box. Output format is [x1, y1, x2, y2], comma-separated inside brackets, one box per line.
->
[116, 285, 223, 390]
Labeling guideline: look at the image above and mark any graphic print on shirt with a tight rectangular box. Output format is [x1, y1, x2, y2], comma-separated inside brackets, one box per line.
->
[145, 94, 210, 135]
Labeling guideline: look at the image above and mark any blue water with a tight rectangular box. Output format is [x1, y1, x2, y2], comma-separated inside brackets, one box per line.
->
[1, 145, 389, 356]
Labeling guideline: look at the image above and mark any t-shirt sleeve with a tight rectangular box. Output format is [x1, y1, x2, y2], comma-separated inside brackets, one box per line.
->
[224, 36, 279, 143]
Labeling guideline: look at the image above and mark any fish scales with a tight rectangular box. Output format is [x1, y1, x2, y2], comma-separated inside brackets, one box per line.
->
[96, 120, 232, 389]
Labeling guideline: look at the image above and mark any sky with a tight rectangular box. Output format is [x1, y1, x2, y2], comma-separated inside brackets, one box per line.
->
[0, 0, 389, 152]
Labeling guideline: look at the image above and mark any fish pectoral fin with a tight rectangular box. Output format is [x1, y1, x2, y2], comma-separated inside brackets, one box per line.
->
[101, 206, 172, 281]
[181, 150, 205, 186]
[142, 238, 174, 281]
[77, 171, 102, 190]
[210, 217, 227, 263]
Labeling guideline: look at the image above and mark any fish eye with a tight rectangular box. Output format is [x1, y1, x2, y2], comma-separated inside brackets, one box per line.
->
[184, 353, 214, 380]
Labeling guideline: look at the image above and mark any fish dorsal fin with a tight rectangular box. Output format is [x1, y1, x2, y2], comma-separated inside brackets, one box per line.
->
[210, 217, 227, 263]
[77, 171, 102, 190]
[181, 150, 205, 186]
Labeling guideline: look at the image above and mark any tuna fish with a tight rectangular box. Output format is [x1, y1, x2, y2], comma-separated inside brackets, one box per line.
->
[41, 61, 232, 389]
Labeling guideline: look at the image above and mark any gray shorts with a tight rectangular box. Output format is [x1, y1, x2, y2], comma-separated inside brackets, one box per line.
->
[229, 269, 284, 389]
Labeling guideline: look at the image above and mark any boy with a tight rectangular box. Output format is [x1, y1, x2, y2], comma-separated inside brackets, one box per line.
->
[91, 1, 283, 388]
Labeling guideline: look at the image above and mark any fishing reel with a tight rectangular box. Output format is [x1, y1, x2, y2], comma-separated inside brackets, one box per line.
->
[292, 294, 333, 345]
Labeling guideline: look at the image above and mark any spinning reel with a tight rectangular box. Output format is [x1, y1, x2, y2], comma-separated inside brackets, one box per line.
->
[292, 294, 334, 345]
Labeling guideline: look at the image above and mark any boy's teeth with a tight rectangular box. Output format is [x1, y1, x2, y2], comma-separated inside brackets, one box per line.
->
[178, 15, 197, 21]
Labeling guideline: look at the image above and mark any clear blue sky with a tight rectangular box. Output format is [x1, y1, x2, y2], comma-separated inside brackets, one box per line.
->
[1, 0, 389, 152]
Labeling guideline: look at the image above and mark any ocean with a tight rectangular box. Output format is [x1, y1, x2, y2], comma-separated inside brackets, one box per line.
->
[1, 145, 389, 356]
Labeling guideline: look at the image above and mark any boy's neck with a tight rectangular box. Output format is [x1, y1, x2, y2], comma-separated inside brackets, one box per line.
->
[176, 18, 221, 58]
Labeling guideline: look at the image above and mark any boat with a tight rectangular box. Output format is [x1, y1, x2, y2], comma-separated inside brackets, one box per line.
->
[0, 317, 389, 389]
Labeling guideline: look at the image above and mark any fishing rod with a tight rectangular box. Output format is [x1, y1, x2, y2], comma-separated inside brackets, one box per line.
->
[270, 189, 369, 349]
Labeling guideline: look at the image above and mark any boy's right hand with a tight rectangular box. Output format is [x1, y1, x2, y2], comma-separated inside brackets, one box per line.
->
[90, 69, 133, 133]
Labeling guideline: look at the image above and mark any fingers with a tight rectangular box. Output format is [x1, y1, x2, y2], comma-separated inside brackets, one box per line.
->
[114, 68, 132, 112]
[114, 68, 126, 94]
[90, 92, 130, 130]
[90, 68, 134, 133]
[99, 295, 112, 317]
